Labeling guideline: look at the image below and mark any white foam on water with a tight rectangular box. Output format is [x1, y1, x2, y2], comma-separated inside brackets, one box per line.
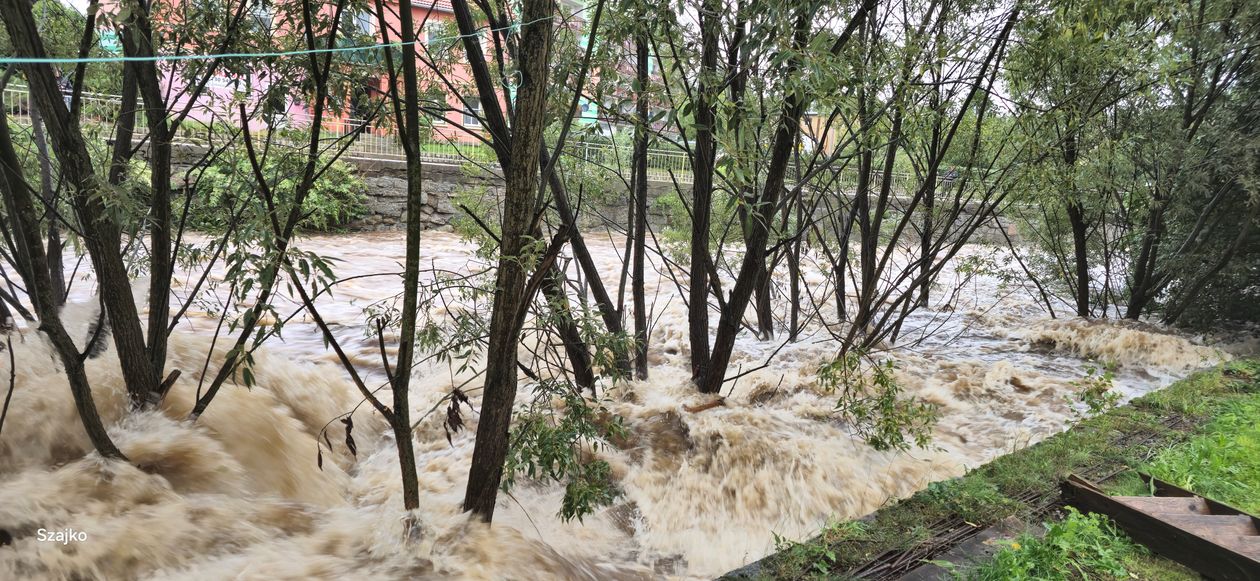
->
[0, 232, 1234, 579]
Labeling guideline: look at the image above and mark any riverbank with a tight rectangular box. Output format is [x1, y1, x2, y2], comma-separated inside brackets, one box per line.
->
[732, 359, 1260, 580]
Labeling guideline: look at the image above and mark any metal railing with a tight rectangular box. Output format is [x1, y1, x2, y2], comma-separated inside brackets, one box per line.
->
[2, 83, 696, 184]
[2, 83, 990, 193]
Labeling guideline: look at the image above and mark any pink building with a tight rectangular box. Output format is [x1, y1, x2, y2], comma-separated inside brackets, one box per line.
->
[91, 0, 612, 148]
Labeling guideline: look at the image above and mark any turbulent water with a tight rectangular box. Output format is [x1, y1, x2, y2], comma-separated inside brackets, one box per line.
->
[0, 231, 1241, 580]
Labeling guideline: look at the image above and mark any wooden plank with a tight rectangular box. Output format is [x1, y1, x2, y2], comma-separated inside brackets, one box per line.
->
[1217, 536, 1260, 561]
[1144, 473, 1259, 521]
[1114, 495, 1211, 516]
[1063, 475, 1260, 581]
[1157, 514, 1259, 541]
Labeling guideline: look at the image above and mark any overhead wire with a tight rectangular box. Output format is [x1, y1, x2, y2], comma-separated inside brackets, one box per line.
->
[0, 14, 554, 65]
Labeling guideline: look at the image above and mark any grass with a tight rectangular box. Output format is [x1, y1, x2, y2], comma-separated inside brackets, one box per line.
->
[737, 359, 1260, 580]
[946, 507, 1198, 581]
[1108, 391, 1260, 515]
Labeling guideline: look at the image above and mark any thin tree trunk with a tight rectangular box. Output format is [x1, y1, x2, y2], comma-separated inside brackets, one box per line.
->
[918, 89, 942, 308]
[541, 268, 596, 389]
[702, 8, 812, 395]
[1065, 201, 1090, 317]
[120, 8, 176, 399]
[192, 0, 351, 419]
[382, 0, 427, 511]
[788, 197, 802, 341]
[631, 28, 649, 380]
[28, 100, 66, 305]
[540, 150, 629, 376]
[1062, 130, 1090, 318]
[726, 9, 772, 341]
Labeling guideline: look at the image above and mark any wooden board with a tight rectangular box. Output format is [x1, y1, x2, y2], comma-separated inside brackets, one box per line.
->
[1062, 474, 1260, 581]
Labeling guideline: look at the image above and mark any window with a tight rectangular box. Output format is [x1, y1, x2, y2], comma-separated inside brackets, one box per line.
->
[462, 97, 482, 126]
[251, 0, 273, 30]
[351, 9, 374, 36]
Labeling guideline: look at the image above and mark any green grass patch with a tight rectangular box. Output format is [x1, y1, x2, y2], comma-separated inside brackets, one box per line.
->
[943, 508, 1197, 581]
[738, 359, 1259, 580]
[1109, 359, 1260, 513]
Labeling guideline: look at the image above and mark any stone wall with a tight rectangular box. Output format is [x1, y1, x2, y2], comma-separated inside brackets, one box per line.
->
[164, 144, 1014, 241]
[343, 158, 502, 232]
[341, 155, 674, 232]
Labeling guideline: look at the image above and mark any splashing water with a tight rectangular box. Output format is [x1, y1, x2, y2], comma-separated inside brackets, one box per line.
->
[0, 231, 1236, 579]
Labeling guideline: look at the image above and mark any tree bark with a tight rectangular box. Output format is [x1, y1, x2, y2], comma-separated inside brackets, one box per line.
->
[1062, 130, 1090, 318]
[28, 100, 66, 306]
[119, 6, 176, 398]
[631, 28, 649, 380]
[918, 80, 942, 308]
[462, 0, 553, 522]
[1065, 202, 1090, 317]
[689, 0, 719, 386]
[541, 267, 596, 389]
[540, 150, 629, 377]
[382, 0, 427, 511]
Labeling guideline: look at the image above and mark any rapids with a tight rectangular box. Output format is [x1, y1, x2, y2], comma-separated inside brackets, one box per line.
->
[0, 231, 1239, 579]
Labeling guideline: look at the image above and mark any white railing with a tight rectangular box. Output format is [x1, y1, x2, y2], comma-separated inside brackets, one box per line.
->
[2, 83, 696, 184]
[3, 83, 992, 193]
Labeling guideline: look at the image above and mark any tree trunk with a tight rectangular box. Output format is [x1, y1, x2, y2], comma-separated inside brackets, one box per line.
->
[1066, 200, 1090, 318]
[918, 87, 942, 308]
[383, 0, 428, 506]
[0, 92, 124, 460]
[788, 199, 802, 341]
[702, 9, 811, 395]
[540, 150, 629, 377]
[1062, 130, 1090, 318]
[120, 10, 176, 398]
[688, 0, 719, 386]
[541, 268, 596, 389]
[753, 269, 773, 339]
[462, 0, 553, 522]
[28, 100, 66, 306]
[631, 29, 649, 380]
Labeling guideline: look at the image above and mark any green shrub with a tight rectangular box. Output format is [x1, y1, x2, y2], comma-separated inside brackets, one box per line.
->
[185, 153, 367, 232]
[819, 352, 939, 452]
[1070, 362, 1121, 419]
[502, 379, 627, 522]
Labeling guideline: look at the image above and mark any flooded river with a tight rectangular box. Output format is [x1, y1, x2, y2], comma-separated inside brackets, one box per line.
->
[0, 231, 1240, 579]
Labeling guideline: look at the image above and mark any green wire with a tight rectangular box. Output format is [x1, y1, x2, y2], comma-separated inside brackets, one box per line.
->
[0, 15, 553, 66]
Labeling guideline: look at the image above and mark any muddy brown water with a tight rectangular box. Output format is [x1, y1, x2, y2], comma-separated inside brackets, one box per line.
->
[0, 231, 1239, 579]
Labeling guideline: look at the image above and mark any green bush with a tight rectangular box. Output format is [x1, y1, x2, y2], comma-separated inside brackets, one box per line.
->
[502, 379, 626, 522]
[819, 352, 939, 452]
[185, 153, 368, 232]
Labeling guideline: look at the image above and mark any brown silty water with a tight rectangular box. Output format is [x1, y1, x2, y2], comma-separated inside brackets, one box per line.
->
[0, 231, 1237, 579]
